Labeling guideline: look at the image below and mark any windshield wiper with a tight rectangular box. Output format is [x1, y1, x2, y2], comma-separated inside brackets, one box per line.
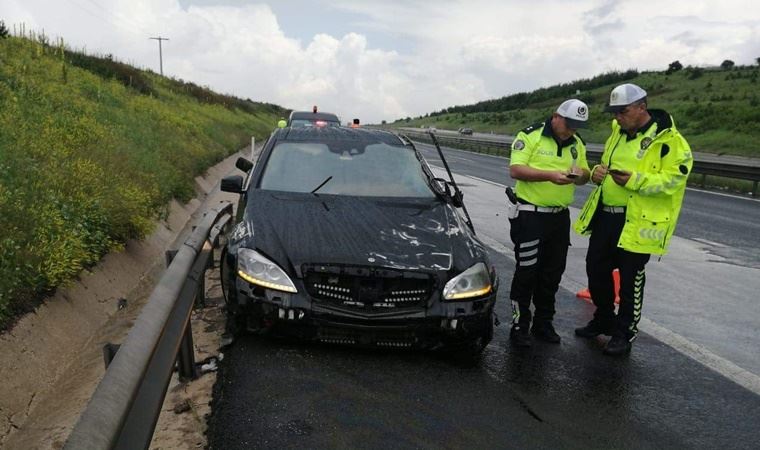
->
[311, 176, 333, 194]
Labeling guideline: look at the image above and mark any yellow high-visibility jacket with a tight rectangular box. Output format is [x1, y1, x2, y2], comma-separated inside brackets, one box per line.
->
[574, 109, 693, 255]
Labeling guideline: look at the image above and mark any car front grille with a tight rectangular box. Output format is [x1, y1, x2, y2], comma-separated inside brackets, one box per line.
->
[303, 264, 435, 312]
[316, 326, 417, 348]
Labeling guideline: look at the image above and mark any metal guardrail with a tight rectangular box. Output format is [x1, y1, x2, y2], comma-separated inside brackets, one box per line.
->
[65, 202, 233, 450]
[399, 128, 760, 195]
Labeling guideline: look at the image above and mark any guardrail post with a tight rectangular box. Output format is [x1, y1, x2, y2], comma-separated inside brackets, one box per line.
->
[165, 250, 178, 267]
[103, 343, 120, 369]
[195, 272, 206, 308]
[752, 180, 758, 197]
[177, 324, 198, 380]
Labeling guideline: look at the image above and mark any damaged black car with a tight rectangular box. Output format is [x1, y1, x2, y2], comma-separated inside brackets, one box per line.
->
[220, 126, 498, 357]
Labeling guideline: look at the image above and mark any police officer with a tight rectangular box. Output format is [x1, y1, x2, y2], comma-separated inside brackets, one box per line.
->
[508, 99, 591, 347]
[573, 83, 692, 356]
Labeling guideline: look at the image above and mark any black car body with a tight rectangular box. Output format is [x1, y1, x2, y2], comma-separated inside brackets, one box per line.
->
[220, 126, 498, 355]
[458, 127, 473, 135]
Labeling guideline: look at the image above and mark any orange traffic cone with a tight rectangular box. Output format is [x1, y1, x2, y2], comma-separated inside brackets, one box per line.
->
[612, 269, 621, 304]
[576, 269, 621, 305]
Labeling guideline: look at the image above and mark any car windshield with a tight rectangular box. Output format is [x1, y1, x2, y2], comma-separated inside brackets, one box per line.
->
[259, 141, 435, 198]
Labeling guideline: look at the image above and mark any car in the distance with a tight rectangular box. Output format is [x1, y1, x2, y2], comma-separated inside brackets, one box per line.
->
[288, 107, 340, 128]
[458, 127, 473, 135]
[219, 126, 498, 358]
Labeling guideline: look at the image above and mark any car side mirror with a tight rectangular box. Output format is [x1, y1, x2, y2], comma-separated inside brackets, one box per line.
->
[236, 157, 253, 173]
[221, 175, 244, 193]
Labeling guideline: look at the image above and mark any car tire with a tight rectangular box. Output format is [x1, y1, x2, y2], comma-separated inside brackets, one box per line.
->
[220, 247, 246, 337]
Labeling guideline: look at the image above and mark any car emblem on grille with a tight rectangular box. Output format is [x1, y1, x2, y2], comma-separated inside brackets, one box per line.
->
[367, 257, 376, 262]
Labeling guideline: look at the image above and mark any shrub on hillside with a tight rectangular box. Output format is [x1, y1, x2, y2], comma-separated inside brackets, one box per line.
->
[65, 51, 157, 96]
[686, 66, 704, 79]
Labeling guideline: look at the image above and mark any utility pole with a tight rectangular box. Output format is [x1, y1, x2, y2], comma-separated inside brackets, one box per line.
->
[149, 36, 169, 75]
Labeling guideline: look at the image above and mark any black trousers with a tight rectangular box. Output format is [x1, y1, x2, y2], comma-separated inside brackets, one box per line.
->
[586, 211, 650, 338]
[509, 209, 570, 328]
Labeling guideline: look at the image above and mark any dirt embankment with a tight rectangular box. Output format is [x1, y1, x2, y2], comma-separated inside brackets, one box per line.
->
[0, 147, 250, 449]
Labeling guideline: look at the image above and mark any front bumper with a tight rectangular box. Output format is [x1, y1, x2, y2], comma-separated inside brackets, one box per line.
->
[232, 276, 496, 349]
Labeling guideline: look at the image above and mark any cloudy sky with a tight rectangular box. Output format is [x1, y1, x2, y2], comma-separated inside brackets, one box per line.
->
[4, 0, 760, 123]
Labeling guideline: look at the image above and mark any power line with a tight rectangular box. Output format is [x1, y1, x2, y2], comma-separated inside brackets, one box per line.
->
[149, 36, 169, 75]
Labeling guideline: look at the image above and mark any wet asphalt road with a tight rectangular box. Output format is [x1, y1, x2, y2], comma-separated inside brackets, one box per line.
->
[207, 248, 760, 449]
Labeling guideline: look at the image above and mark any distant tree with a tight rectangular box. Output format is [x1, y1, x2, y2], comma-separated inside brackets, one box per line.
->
[404, 117, 411, 123]
[721, 59, 735, 70]
[756, 57, 760, 66]
[381, 120, 387, 125]
[0, 20, 9, 39]
[666, 60, 683, 74]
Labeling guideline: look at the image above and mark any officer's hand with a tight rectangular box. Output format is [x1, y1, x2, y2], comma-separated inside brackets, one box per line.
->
[550, 171, 574, 185]
[610, 170, 631, 186]
[592, 165, 607, 184]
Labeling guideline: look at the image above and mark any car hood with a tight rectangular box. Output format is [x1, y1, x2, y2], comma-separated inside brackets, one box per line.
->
[231, 191, 483, 276]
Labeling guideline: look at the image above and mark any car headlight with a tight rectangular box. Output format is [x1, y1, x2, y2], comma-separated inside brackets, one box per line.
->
[237, 248, 297, 293]
[443, 262, 492, 300]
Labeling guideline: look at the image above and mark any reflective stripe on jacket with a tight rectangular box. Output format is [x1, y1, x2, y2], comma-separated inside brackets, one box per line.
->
[573, 109, 693, 255]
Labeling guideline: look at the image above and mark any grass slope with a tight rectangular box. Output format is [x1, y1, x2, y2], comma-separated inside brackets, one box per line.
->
[0, 34, 285, 328]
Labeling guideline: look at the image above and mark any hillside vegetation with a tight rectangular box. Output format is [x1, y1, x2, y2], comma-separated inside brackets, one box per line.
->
[0, 31, 286, 329]
[395, 66, 760, 157]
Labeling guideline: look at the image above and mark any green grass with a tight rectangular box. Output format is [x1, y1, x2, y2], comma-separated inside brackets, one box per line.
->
[0, 34, 286, 329]
[393, 66, 760, 157]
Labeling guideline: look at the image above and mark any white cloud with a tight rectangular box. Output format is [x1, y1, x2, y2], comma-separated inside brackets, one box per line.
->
[3, 0, 760, 123]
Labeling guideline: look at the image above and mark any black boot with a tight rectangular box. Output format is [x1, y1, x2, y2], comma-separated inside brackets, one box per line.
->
[603, 334, 633, 356]
[574, 319, 613, 339]
[510, 325, 532, 348]
[531, 322, 561, 343]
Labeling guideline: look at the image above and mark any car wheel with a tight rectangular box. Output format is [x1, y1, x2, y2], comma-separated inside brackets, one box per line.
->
[220, 247, 246, 337]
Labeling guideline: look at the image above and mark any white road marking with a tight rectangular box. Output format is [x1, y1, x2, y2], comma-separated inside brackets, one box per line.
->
[686, 186, 760, 203]
[692, 238, 728, 248]
[478, 233, 760, 397]
[429, 164, 506, 188]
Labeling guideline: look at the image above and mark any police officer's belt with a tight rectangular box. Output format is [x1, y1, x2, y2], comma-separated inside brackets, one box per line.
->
[602, 205, 626, 214]
[517, 204, 567, 213]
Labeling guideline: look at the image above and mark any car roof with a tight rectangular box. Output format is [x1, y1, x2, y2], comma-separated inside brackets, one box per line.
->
[274, 126, 407, 146]
[288, 111, 340, 122]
